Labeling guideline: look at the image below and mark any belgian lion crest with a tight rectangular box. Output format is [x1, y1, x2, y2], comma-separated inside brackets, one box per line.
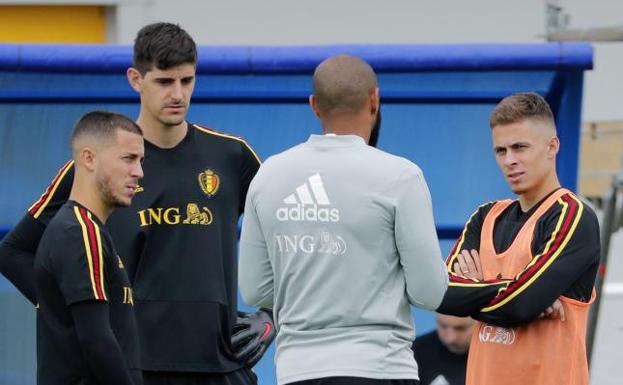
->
[198, 169, 220, 197]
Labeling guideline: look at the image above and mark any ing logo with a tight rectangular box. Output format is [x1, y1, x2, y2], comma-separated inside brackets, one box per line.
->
[138, 203, 213, 227]
[273, 232, 347, 255]
[478, 324, 516, 345]
[199, 169, 220, 197]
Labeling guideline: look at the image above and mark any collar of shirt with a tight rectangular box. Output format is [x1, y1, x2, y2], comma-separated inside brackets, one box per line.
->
[306, 134, 366, 147]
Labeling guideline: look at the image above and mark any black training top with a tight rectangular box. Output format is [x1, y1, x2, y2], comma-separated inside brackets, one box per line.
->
[438, 189, 600, 327]
[35, 201, 140, 384]
[28, 123, 261, 372]
[412, 331, 467, 385]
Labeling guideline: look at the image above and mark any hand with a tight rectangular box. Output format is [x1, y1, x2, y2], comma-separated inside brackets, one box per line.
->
[539, 298, 565, 321]
[453, 249, 483, 280]
[231, 309, 276, 368]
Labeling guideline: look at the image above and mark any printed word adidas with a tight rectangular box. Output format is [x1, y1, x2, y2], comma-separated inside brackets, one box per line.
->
[276, 173, 340, 222]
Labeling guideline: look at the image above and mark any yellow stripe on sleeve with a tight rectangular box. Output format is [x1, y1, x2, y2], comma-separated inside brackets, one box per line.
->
[73, 206, 100, 300]
[29, 160, 74, 219]
[86, 211, 107, 301]
[193, 124, 261, 165]
[446, 201, 493, 272]
[481, 196, 583, 312]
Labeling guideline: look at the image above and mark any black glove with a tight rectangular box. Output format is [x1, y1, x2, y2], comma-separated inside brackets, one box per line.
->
[231, 309, 276, 368]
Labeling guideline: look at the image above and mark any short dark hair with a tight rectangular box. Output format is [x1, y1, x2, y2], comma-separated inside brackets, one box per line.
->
[133, 22, 197, 74]
[490, 92, 555, 129]
[71, 111, 142, 150]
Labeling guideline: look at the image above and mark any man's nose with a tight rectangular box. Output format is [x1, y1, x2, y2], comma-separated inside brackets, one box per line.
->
[504, 151, 518, 167]
[170, 81, 184, 101]
[133, 162, 144, 179]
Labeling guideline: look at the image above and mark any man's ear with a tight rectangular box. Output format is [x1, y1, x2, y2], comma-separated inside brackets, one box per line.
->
[127, 67, 143, 93]
[370, 87, 380, 115]
[309, 94, 321, 118]
[81, 147, 97, 172]
[547, 136, 560, 158]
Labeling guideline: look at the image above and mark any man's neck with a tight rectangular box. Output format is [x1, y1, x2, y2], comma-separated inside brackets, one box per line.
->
[518, 176, 561, 212]
[69, 183, 111, 223]
[322, 116, 370, 143]
[136, 115, 188, 149]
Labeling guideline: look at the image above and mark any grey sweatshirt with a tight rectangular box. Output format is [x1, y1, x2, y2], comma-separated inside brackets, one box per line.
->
[239, 134, 448, 384]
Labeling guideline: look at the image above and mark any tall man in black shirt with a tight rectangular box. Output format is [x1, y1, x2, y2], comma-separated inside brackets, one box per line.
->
[0, 23, 274, 385]
[35, 111, 144, 385]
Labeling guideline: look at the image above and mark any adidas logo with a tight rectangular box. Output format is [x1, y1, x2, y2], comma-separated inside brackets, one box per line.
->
[276, 173, 340, 222]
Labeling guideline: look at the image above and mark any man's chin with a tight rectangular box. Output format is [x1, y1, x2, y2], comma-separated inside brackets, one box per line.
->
[161, 115, 187, 127]
[112, 197, 132, 208]
[508, 184, 528, 196]
[447, 346, 468, 355]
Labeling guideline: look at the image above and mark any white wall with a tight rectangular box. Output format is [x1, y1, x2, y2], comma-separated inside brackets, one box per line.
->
[560, 0, 623, 121]
[119, 0, 546, 44]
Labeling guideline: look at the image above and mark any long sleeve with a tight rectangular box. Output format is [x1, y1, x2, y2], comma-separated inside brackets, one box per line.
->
[394, 167, 448, 309]
[238, 139, 262, 215]
[0, 214, 44, 304]
[437, 202, 509, 316]
[239, 178, 274, 309]
[69, 301, 141, 385]
[438, 194, 600, 327]
[0, 161, 74, 304]
[473, 194, 599, 326]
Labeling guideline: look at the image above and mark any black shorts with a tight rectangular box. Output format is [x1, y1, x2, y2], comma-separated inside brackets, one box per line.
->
[287, 377, 420, 385]
[142, 368, 257, 385]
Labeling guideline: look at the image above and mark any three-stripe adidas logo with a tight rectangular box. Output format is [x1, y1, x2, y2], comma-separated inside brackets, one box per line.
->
[276, 173, 340, 222]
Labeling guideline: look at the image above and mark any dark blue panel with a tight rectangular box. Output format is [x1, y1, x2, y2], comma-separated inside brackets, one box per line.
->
[0, 71, 556, 103]
[0, 45, 18, 70]
[0, 103, 140, 227]
[555, 70, 585, 191]
[0, 279, 36, 385]
[251, 43, 594, 73]
[0, 43, 593, 74]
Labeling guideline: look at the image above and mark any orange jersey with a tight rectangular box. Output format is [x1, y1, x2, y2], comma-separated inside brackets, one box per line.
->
[466, 188, 595, 385]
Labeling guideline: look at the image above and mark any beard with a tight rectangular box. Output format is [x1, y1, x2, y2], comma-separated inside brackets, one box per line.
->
[96, 174, 128, 208]
[369, 108, 381, 148]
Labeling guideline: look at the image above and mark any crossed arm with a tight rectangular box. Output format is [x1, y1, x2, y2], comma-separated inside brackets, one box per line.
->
[451, 249, 565, 321]
[437, 194, 599, 327]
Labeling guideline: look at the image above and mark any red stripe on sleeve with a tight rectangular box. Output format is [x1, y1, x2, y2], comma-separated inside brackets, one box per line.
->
[485, 195, 579, 307]
[79, 208, 106, 300]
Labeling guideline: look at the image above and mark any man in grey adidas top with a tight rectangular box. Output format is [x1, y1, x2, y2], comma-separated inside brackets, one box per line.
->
[239, 55, 449, 385]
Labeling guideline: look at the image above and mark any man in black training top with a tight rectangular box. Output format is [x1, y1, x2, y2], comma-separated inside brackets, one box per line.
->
[0, 22, 274, 385]
[412, 314, 474, 385]
[35, 111, 144, 385]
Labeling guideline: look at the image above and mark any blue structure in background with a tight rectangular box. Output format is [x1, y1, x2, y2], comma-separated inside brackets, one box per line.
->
[0, 43, 592, 384]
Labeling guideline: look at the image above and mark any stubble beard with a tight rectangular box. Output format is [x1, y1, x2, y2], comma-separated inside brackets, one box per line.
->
[96, 174, 128, 208]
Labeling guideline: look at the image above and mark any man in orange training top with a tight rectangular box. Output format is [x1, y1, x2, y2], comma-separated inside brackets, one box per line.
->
[437, 92, 600, 385]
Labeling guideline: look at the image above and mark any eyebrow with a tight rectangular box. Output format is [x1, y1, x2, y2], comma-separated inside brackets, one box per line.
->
[494, 141, 530, 149]
[154, 75, 195, 79]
